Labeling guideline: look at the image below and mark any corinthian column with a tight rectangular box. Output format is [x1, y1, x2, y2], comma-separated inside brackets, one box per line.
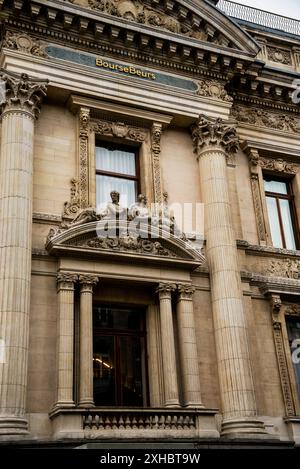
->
[191, 116, 266, 437]
[54, 273, 78, 409]
[78, 275, 98, 407]
[176, 285, 203, 408]
[0, 71, 48, 434]
[156, 283, 180, 407]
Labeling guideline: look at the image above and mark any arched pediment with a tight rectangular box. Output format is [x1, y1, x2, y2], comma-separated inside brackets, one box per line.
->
[46, 220, 205, 269]
[67, 0, 259, 55]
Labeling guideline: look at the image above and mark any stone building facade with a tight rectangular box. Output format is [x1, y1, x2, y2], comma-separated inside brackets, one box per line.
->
[0, 0, 299, 447]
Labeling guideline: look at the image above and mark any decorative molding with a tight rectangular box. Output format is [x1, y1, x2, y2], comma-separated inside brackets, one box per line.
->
[267, 46, 292, 65]
[231, 105, 300, 133]
[3, 31, 47, 57]
[90, 119, 147, 142]
[177, 284, 196, 300]
[196, 79, 233, 102]
[251, 173, 267, 243]
[191, 115, 239, 156]
[259, 157, 298, 175]
[65, 235, 176, 258]
[33, 212, 62, 225]
[245, 243, 300, 259]
[0, 70, 48, 118]
[265, 259, 300, 280]
[79, 107, 90, 209]
[151, 122, 163, 205]
[62, 178, 81, 220]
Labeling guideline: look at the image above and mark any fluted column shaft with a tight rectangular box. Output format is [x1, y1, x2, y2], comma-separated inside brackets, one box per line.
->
[54, 273, 77, 409]
[156, 283, 179, 407]
[79, 275, 98, 407]
[191, 116, 266, 436]
[176, 285, 203, 408]
[0, 72, 47, 434]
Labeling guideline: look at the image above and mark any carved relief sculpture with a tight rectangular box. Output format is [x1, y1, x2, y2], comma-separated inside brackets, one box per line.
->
[232, 105, 300, 133]
[3, 31, 46, 57]
[265, 259, 300, 279]
[196, 79, 233, 102]
[267, 46, 292, 65]
[79, 107, 90, 209]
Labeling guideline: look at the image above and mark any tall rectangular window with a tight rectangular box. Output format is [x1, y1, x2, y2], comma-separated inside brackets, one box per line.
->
[286, 318, 300, 401]
[96, 142, 139, 210]
[93, 305, 148, 407]
[264, 177, 299, 250]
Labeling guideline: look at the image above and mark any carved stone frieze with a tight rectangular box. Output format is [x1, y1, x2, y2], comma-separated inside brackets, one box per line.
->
[232, 105, 300, 133]
[3, 31, 47, 57]
[0, 70, 48, 118]
[265, 259, 300, 279]
[196, 79, 233, 102]
[259, 157, 298, 174]
[90, 120, 147, 142]
[191, 115, 239, 156]
[267, 46, 292, 65]
[65, 234, 176, 257]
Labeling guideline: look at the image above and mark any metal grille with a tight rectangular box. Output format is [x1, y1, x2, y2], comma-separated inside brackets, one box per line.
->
[217, 0, 300, 36]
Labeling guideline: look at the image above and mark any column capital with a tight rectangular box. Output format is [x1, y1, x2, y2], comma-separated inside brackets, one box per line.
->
[191, 115, 239, 158]
[0, 70, 48, 119]
[57, 272, 78, 290]
[177, 284, 196, 300]
[156, 283, 176, 299]
[79, 274, 99, 292]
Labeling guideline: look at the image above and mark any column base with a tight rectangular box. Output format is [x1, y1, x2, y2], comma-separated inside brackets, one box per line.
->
[51, 401, 75, 413]
[184, 402, 205, 409]
[78, 400, 95, 408]
[164, 400, 181, 408]
[0, 416, 28, 435]
[221, 417, 272, 439]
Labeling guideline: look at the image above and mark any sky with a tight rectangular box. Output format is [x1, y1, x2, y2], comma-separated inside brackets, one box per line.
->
[232, 0, 300, 20]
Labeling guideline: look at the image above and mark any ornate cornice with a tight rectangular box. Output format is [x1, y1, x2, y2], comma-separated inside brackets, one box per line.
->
[231, 104, 300, 133]
[191, 115, 239, 157]
[90, 119, 147, 142]
[0, 70, 48, 118]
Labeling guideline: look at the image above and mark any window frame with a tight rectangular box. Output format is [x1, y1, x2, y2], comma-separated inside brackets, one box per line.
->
[264, 175, 300, 250]
[95, 140, 141, 207]
[93, 303, 149, 408]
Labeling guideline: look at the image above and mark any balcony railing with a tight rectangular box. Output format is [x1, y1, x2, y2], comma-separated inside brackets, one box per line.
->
[217, 0, 300, 36]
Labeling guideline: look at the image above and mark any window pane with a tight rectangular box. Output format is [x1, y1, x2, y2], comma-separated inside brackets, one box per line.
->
[93, 336, 116, 406]
[120, 336, 144, 407]
[279, 199, 296, 250]
[96, 174, 136, 209]
[264, 179, 288, 195]
[96, 147, 136, 176]
[93, 307, 143, 331]
[286, 319, 300, 401]
[266, 196, 283, 248]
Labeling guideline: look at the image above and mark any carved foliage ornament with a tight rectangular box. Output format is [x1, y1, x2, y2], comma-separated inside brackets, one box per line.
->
[259, 157, 298, 175]
[62, 178, 81, 219]
[191, 115, 239, 156]
[196, 80, 233, 103]
[267, 46, 292, 65]
[90, 119, 147, 142]
[3, 31, 46, 58]
[232, 105, 300, 133]
[0, 71, 48, 118]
